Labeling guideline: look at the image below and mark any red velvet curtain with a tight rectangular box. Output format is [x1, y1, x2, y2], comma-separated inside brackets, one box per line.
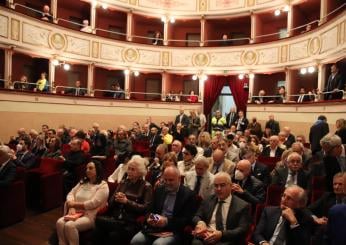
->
[228, 77, 249, 113]
[203, 76, 227, 117]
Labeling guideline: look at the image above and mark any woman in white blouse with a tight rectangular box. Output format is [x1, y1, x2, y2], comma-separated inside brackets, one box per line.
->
[56, 160, 109, 245]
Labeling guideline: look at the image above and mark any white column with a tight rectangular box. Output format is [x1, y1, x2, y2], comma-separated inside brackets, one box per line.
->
[286, 5, 293, 37]
[4, 48, 13, 88]
[198, 79, 205, 102]
[250, 13, 256, 43]
[248, 75, 255, 99]
[87, 63, 95, 96]
[126, 11, 133, 41]
[163, 20, 169, 46]
[320, 0, 328, 24]
[285, 68, 293, 101]
[200, 17, 205, 47]
[124, 72, 130, 99]
[161, 72, 167, 100]
[48, 59, 56, 92]
[90, 2, 96, 34]
[318, 63, 326, 92]
[8, 0, 14, 9]
[51, 0, 58, 23]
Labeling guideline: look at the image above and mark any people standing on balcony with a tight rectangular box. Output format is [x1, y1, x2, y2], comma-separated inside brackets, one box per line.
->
[34, 72, 49, 92]
[80, 20, 92, 33]
[187, 90, 198, 103]
[41, 5, 53, 22]
[324, 63, 344, 100]
[152, 31, 163, 46]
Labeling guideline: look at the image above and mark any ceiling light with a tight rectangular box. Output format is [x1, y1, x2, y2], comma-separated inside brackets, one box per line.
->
[274, 9, 281, 16]
[201, 74, 208, 81]
[249, 73, 255, 79]
[134, 71, 140, 76]
[124, 69, 130, 75]
[192, 74, 198, 80]
[169, 17, 175, 23]
[300, 68, 307, 74]
[161, 16, 167, 23]
[308, 66, 315, 73]
[63, 63, 70, 71]
[92, 0, 98, 7]
[101, 3, 108, 9]
[238, 74, 245, 80]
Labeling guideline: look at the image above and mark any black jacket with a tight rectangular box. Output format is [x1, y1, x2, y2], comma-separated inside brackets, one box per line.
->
[271, 167, 310, 190]
[309, 120, 329, 154]
[261, 146, 284, 158]
[233, 176, 266, 207]
[0, 160, 16, 187]
[252, 161, 271, 187]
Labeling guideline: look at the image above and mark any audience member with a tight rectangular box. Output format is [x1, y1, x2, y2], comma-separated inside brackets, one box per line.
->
[41, 5, 53, 21]
[161, 126, 173, 145]
[80, 19, 92, 33]
[187, 134, 204, 158]
[130, 166, 194, 245]
[261, 135, 284, 158]
[192, 172, 251, 245]
[265, 115, 280, 135]
[42, 136, 61, 158]
[335, 118, 346, 144]
[226, 107, 238, 129]
[208, 148, 235, 176]
[221, 33, 231, 46]
[174, 109, 190, 134]
[271, 152, 310, 189]
[253, 185, 314, 245]
[12, 137, 36, 169]
[152, 31, 163, 46]
[283, 126, 295, 148]
[278, 131, 288, 150]
[247, 117, 263, 139]
[35, 72, 49, 92]
[14, 75, 30, 90]
[93, 156, 152, 244]
[235, 110, 249, 133]
[189, 110, 201, 136]
[243, 149, 270, 187]
[324, 63, 344, 100]
[187, 90, 198, 103]
[309, 115, 329, 154]
[198, 131, 212, 158]
[112, 82, 125, 99]
[177, 144, 197, 176]
[56, 161, 109, 245]
[253, 89, 267, 104]
[296, 87, 311, 103]
[171, 140, 183, 161]
[184, 156, 214, 200]
[211, 110, 227, 136]
[63, 81, 86, 96]
[31, 134, 47, 158]
[113, 129, 132, 163]
[197, 109, 206, 133]
[224, 134, 240, 163]
[0, 145, 16, 186]
[326, 204, 346, 245]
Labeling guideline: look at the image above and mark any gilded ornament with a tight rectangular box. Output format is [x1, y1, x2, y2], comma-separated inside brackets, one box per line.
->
[50, 33, 66, 50]
[92, 41, 99, 58]
[123, 48, 139, 62]
[162, 51, 170, 66]
[199, 0, 207, 11]
[193, 53, 209, 66]
[308, 37, 321, 55]
[242, 50, 257, 65]
[11, 18, 20, 41]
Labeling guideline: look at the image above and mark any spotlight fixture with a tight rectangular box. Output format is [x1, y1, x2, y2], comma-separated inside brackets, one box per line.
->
[52, 59, 59, 66]
[134, 71, 140, 77]
[238, 74, 245, 80]
[192, 74, 198, 81]
[101, 3, 108, 9]
[283, 5, 289, 12]
[169, 16, 175, 23]
[161, 16, 167, 22]
[274, 9, 281, 16]
[124, 69, 130, 75]
[192, 72, 208, 82]
[300, 68, 307, 74]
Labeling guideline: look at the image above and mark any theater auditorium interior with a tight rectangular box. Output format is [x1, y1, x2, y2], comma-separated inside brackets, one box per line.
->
[0, 0, 345, 244]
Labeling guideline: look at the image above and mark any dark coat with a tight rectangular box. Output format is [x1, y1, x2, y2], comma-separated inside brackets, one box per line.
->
[252, 161, 271, 187]
[0, 160, 16, 186]
[265, 120, 280, 135]
[309, 120, 329, 154]
[233, 176, 266, 207]
[261, 146, 284, 158]
[271, 167, 310, 190]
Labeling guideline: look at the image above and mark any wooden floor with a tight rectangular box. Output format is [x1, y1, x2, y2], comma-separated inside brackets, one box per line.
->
[0, 208, 61, 245]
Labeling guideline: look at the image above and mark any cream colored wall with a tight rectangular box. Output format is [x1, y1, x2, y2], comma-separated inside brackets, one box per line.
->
[0, 92, 202, 143]
[247, 103, 346, 140]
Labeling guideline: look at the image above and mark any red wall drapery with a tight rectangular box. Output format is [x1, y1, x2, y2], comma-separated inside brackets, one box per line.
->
[203, 76, 227, 117]
[228, 77, 249, 114]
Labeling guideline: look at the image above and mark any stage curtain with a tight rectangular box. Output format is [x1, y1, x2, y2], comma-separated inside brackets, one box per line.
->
[228, 77, 249, 113]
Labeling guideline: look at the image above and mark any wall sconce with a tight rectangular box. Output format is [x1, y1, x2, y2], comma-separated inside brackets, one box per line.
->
[161, 15, 175, 23]
[274, 5, 289, 16]
[238, 73, 254, 79]
[124, 69, 140, 76]
[300, 66, 315, 74]
[192, 72, 208, 82]
[52, 59, 71, 71]
[92, 1, 108, 9]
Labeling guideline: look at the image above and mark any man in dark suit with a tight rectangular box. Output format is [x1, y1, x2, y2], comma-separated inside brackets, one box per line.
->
[309, 115, 330, 154]
[232, 160, 266, 208]
[324, 63, 345, 100]
[0, 145, 16, 187]
[148, 127, 163, 158]
[12, 137, 36, 169]
[271, 152, 310, 189]
[320, 134, 346, 192]
[247, 117, 263, 139]
[226, 107, 238, 128]
[261, 135, 284, 158]
[326, 204, 346, 245]
[130, 166, 195, 244]
[253, 185, 314, 245]
[192, 172, 251, 245]
[283, 127, 295, 149]
[63, 80, 87, 96]
[234, 110, 249, 133]
[174, 109, 190, 130]
[265, 115, 280, 135]
[243, 149, 270, 187]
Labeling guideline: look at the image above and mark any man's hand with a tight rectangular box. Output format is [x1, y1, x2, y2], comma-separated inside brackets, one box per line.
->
[114, 192, 128, 204]
[193, 221, 208, 238]
[204, 229, 222, 244]
[147, 214, 167, 228]
[281, 205, 298, 225]
[313, 216, 328, 225]
[231, 183, 244, 193]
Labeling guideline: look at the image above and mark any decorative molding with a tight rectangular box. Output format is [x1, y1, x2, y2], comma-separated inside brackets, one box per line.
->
[10, 18, 20, 41]
[49, 33, 66, 50]
[22, 22, 50, 48]
[92, 41, 99, 58]
[0, 14, 9, 38]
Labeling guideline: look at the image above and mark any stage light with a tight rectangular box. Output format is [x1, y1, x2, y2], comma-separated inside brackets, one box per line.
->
[169, 17, 175, 23]
[283, 5, 289, 12]
[300, 68, 307, 74]
[134, 71, 140, 76]
[274, 9, 281, 16]
[52, 59, 59, 66]
[63, 63, 70, 71]
[238, 74, 245, 79]
[308, 66, 315, 73]
[249, 73, 255, 79]
[124, 69, 130, 75]
[192, 74, 198, 80]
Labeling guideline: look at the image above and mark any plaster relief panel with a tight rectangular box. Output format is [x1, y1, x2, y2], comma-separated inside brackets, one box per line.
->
[257, 47, 279, 65]
[209, 51, 242, 67]
[209, 0, 245, 11]
[171, 52, 193, 67]
[100, 44, 122, 61]
[289, 40, 309, 61]
[138, 50, 161, 66]
[0, 15, 8, 38]
[65, 36, 90, 56]
[138, 0, 196, 12]
[320, 27, 338, 53]
[22, 22, 50, 48]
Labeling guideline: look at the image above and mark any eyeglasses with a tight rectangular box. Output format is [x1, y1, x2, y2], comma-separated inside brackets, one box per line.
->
[183, 151, 191, 155]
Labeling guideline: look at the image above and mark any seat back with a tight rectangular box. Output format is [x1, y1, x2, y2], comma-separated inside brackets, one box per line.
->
[265, 184, 284, 206]
[39, 158, 64, 174]
[258, 156, 280, 172]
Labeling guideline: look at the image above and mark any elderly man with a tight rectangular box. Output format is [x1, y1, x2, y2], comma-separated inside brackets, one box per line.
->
[187, 134, 204, 158]
[265, 115, 280, 135]
[226, 107, 238, 128]
[192, 172, 251, 245]
[253, 185, 314, 245]
[209, 149, 235, 177]
[171, 140, 183, 161]
[271, 152, 310, 189]
[283, 127, 295, 148]
[185, 156, 215, 200]
[243, 149, 270, 187]
[225, 134, 240, 163]
[0, 145, 16, 186]
[174, 109, 190, 130]
[130, 166, 194, 245]
[63, 80, 86, 96]
[232, 159, 265, 208]
[261, 135, 284, 158]
[320, 134, 346, 192]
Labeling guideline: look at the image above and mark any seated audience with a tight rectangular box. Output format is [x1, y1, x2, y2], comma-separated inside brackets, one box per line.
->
[261, 135, 284, 158]
[80, 19, 92, 33]
[249, 135, 263, 153]
[177, 144, 197, 176]
[149, 127, 163, 158]
[153, 152, 178, 188]
[93, 156, 152, 244]
[184, 156, 215, 200]
[152, 31, 163, 46]
[75, 130, 90, 153]
[31, 134, 47, 158]
[247, 117, 263, 139]
[12, 137, 36, 169]
[253, 89, 267, 104]
[160, 126, 173, 145]
[326, 204, 346, 245]
[171, 140, 183, 161]
[265, 115, 280, 136]
[147, 144, 168, 185]
[208, 148, 235, 177]
[56, 161, 109, 245]
[112, 82, 125, 99]
[296, 87, 312, 103]
[90, 128, 108, 158]
[243, 149, 270, 187]
[283, 126, 296, 149]
[278, 131, 288, 150]
[253, 185, 314, 245]
[192, 172, 251, 245]
[63, 81, 87, 96]
[34, 72, 49, 92]
[224, 134, 240, 163]
[271, 152, 310, 189]
[113, 129, 132, 164]
[187, 90, 198, 103]
[42, 136, 61, 159]
[187, 134, 204, 158]
[0, 145, 16, 186]
[130, 166, 195, 245]
[108, 152, 135, 184]
[172, 123, 185, 145]
[41, 5, 53, 21]
[14, 75, 30, 90]
[221, 33, 231, 46]
[198, 131, 212, 158]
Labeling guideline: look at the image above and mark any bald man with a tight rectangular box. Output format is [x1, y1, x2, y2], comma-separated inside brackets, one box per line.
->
[208, 149, 235, 177]
[0, 145, 16, 186]
[192, 172, 251, 245]
[232, 160, 265, 208]
[131, 166, 195, 245]
[253, 185, 314, 245]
